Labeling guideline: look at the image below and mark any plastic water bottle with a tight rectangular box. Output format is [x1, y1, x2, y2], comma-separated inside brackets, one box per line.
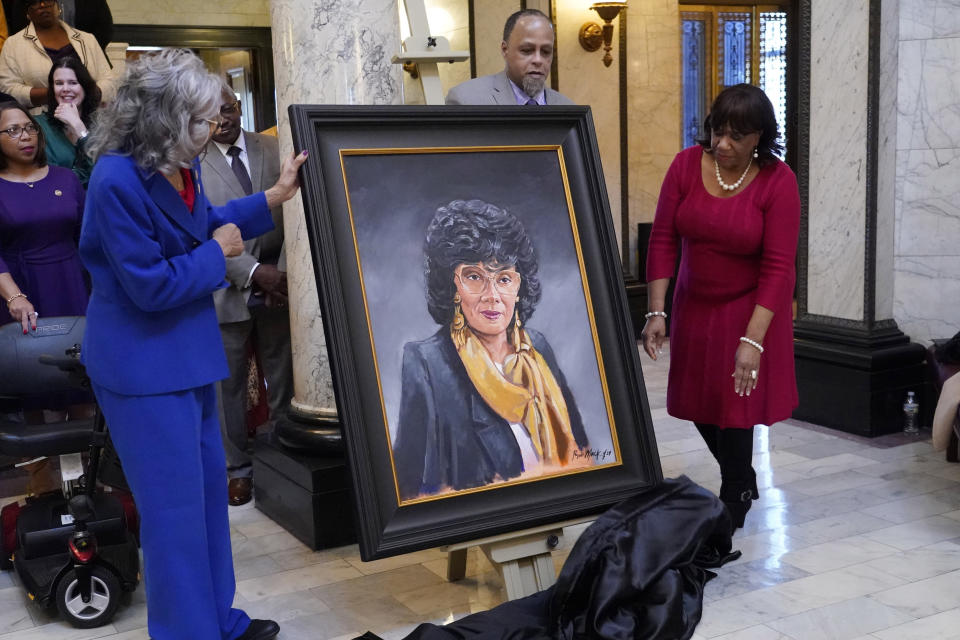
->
[903, 391, 919, 435]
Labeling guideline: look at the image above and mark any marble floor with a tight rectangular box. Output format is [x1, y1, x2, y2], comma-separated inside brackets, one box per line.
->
[3, 341, 960, 639]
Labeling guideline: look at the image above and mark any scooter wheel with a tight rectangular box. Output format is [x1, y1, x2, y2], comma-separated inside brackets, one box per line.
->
[54, 565, 121, 628]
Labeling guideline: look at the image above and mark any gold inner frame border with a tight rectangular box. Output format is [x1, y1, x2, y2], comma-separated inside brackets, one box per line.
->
[338, 144, 622, 507]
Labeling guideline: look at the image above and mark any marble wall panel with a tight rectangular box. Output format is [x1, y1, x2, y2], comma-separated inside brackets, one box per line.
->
[472, 0, 520, 78]
[893, 147, 907, 256]
[556, 1, 621, 248]
[624, 2, 680, 276]
[108, 0, 271, 26]
[875, 0, 899, 321]
[897, 38, 960, 151]
[896, 149, 960, 257]
[434, 0, 471, 96]
[806, 0, 870, 321]
[894, 255, 960, 341]
[899, 0, 960, 41]
[627, 18, 683, 159]
[892, 4, 960, 343]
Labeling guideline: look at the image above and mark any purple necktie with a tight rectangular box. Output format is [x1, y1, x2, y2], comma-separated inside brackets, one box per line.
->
[226, 146, 253, 196]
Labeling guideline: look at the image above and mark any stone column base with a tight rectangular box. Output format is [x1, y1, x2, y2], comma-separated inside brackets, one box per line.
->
[276, 401, 343, 454]
[793, 319, 927, 437]
[252, 432, 355, 550]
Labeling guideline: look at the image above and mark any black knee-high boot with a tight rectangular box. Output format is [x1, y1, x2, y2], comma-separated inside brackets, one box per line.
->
[717, 426, 756, 529]
[698, 422, 759, 500]
[695, 422, 720, 461]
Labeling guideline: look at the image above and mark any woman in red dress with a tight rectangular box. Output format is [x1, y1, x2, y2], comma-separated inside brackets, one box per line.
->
[642, 84, 801, 529]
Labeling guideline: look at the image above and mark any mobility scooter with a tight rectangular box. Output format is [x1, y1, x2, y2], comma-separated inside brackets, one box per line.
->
[0, 316, 140, 628]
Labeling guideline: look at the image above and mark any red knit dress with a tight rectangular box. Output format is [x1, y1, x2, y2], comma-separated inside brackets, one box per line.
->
[646, 146, 800, 429]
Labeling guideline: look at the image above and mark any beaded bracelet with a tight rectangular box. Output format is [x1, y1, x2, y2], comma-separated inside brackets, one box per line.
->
[739, 336, 764, 353]
[645, 311, 667, 319]
[5, 292, 27, 305]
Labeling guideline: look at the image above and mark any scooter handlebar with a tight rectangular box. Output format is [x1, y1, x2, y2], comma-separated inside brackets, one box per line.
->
[38, 353, 85, 373]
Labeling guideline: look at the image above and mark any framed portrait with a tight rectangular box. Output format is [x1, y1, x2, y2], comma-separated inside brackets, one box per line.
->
[289, 106, 661, 560]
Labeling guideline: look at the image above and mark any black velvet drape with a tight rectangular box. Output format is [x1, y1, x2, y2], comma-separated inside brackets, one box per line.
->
[359, 476, 733, 640]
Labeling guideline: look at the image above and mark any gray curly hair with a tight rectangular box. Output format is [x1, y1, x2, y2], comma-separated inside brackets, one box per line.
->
[86, 48, 222, 174]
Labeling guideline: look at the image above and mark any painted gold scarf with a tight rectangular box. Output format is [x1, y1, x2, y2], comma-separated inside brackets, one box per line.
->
[453, 325, 578, 466]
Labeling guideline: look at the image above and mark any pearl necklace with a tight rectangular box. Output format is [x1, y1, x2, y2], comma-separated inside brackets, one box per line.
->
[714, 156, 752, 192]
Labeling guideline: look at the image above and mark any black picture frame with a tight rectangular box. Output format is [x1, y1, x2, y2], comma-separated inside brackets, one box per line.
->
[288, 105, 661, 560]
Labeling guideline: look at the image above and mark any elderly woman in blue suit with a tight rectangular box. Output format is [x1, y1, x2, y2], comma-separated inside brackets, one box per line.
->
[394, 199, 590, 501]
[78, 49, 306, 640]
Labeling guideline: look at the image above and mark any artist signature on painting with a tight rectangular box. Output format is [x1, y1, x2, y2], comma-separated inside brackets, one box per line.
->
[573, 448, 613, 462]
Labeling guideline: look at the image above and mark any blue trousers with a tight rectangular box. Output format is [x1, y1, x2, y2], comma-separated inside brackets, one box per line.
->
[93, 382, 251, 640]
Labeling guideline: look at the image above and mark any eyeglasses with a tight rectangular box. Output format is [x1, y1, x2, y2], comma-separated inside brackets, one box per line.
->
[201, 116, 223, 131]
[220, 101, 240, 116]
[1, 123, 39, 139]
[456, 265, 521, 296]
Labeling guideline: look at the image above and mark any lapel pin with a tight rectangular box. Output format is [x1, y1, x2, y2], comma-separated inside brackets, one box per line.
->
[54, 189, 63, 196]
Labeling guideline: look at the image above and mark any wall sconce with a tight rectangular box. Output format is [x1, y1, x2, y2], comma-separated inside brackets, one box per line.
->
[579, 1, 627, 67]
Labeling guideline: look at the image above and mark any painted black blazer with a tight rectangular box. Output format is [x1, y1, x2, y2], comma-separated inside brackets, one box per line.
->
[393, 327, 589, 500]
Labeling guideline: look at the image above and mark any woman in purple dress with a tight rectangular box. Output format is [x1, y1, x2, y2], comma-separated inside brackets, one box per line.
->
[0, 100, 88, 493]
[0, 100, 86, 334]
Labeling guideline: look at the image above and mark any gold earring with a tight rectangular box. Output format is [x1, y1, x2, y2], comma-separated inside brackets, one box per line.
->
[512, 303, 522, 350]
[452, 292, 465, 331]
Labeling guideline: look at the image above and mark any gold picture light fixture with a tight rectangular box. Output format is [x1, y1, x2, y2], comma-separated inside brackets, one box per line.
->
[579, 1, 627, 67]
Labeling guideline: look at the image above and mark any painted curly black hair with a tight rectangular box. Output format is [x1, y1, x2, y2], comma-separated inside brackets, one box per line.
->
[423, 199, 541, 326]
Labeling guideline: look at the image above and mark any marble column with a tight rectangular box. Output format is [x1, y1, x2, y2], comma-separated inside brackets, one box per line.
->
[794, 0, 925, 437]
[270, 0, 403, 446]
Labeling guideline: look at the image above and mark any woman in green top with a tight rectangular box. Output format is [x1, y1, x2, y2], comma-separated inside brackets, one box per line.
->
[35, 57, 100, 187]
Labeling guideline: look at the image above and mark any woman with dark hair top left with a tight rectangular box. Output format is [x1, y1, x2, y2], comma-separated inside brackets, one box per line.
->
[0, 100, 85, 341]
[393, 199, 590, 501]
[0, 100, 89, 490]
[35, 56, 100, 186]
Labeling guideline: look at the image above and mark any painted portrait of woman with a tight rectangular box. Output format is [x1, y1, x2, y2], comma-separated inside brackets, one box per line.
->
[392, 199, 591, 500]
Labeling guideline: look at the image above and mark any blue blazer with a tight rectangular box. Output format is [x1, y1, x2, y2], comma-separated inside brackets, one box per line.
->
[78, 154, 274, 396]
[393, 327, 589, 500]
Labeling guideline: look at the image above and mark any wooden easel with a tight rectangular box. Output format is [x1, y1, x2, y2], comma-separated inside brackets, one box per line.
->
[393, 0, 469, 105]
[442, 516, 597, 600]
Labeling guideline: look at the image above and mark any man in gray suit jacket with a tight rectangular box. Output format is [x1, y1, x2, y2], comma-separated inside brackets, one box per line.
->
[202, 88, 293, 506]
[446, 9, 573, 106]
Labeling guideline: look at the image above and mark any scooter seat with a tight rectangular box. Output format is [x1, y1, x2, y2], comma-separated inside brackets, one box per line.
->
[0, 419, 94, 458]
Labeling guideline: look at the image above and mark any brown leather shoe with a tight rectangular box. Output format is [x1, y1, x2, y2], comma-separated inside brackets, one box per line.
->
[228, 477, 252, 506]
